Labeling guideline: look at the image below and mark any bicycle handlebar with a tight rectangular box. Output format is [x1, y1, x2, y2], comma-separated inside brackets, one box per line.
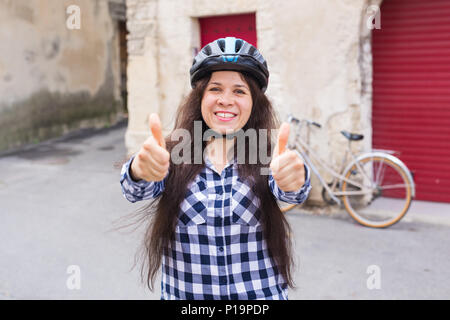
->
[310, 121, 322, 128]
[287, 114, 322, 129]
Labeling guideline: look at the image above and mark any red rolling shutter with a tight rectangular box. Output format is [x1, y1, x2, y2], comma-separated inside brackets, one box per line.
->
[372, 0, 450, 202]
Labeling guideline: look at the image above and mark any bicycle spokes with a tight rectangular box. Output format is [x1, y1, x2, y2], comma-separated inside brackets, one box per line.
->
[342, 156, 412, 228]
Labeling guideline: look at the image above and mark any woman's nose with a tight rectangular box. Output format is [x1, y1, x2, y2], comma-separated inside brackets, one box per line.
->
[217, 91, 233, 106]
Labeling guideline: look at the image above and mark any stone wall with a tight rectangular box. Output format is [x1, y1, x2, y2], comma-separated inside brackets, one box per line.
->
[0, 0, 125, 153]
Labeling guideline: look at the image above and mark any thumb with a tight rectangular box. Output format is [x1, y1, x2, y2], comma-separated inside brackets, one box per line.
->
[273, 122, 290, 157]
[149, 113, 166, 149]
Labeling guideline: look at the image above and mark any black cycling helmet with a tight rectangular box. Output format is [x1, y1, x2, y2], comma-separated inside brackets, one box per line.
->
[190, 37, 269, 92]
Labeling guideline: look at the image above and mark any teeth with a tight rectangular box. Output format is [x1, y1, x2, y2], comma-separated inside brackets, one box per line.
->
[216, 112, 236, 118]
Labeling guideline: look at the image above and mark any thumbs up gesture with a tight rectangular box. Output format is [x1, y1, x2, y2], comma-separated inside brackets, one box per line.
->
[269, 123, 305, 192]
[130, 113, 170, 182]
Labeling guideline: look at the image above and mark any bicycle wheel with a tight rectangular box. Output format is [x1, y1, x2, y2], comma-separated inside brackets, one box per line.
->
[341, 155, 413, 228]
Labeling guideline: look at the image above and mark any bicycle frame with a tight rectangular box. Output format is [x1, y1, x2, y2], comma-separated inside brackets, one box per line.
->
[286, 116, 415, 206]
[289, 138, 348, 206]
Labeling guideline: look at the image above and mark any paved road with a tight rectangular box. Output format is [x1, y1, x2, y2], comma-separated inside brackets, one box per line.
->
[0, 121, 449, 299]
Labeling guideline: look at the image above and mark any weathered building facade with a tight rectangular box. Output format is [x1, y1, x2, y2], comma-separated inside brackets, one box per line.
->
[0, 0, 127, 153]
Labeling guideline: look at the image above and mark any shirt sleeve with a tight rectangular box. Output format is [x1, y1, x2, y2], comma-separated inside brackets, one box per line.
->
[120, 155, 167, 203]
[268, 163, 312, 204]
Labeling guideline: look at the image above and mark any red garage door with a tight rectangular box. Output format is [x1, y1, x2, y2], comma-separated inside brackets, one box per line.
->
[199, 13, 257, 48]
[372, 0, 450, 202]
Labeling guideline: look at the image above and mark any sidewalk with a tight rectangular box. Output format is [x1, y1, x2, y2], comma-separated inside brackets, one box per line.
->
[294, 198, 450, 228]
[404, 200, 450, 226]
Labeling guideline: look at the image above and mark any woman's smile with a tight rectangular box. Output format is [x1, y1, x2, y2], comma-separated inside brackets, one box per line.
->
[214, 110, 238, 122]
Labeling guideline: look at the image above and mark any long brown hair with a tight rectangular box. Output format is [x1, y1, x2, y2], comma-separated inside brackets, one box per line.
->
[132, 72, 294, 291]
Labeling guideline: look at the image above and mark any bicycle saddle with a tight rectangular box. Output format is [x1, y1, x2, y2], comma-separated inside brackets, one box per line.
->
[341, 130, 364, 141]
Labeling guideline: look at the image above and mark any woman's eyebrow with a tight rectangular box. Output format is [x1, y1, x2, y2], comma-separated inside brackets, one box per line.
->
[209, 82, 249, 89]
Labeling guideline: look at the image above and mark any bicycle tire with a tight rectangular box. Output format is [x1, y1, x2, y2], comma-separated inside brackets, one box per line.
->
[341, 155, 413, 228]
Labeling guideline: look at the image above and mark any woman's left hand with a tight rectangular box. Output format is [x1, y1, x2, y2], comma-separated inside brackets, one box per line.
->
[270, 123, 305, 192]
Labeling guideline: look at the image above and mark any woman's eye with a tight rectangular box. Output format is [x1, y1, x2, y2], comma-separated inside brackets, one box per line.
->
[209, 87, 245, 94]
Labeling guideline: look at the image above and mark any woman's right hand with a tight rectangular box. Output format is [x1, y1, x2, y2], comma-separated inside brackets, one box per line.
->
[130, 113, 170, 182]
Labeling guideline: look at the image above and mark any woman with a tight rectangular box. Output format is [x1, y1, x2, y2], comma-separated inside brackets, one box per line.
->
[120, 37, 311, 300]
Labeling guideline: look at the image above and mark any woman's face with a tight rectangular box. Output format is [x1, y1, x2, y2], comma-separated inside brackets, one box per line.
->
[201, 71, 253, 135]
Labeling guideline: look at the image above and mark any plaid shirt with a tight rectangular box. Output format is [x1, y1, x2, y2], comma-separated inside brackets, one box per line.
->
[120, 153, 311, 300]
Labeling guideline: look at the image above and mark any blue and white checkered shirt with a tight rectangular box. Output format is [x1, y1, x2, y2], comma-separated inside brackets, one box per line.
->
[120, 153, 311, 300]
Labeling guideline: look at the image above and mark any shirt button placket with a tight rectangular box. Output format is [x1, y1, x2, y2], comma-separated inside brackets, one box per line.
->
[218, 242, 227, 292]
[218, 170, 228, 296]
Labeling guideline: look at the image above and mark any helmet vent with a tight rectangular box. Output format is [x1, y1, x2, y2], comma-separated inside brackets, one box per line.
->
[248, 46, 256, 56]
[235, 39, 243, 52]
[217, 39, 226, 52]
[202, 45, 212, 56]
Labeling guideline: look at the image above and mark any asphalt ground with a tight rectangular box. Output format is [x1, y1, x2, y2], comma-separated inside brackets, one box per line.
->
[1, 121, 449, 299]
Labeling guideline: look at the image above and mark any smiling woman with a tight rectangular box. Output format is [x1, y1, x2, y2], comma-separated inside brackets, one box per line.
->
[120, 37, 312, 300]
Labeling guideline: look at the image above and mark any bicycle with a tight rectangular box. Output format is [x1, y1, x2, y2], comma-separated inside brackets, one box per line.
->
[278, 115, 416, 228]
